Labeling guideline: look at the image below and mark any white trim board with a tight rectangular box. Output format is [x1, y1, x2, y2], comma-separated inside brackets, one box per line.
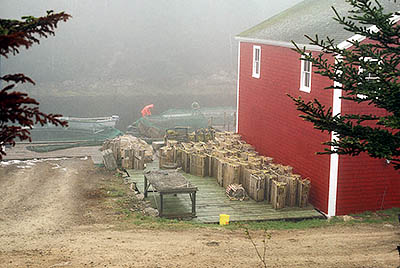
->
[234, 37, 322, 51]
[236, 41, 241, 133]
[338, 12, 400, 50]
[326, 12, 400, 217]
[328, 80, 342, 217]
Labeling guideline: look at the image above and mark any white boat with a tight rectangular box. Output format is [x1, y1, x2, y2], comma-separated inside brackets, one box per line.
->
[61, 115, 119, 129]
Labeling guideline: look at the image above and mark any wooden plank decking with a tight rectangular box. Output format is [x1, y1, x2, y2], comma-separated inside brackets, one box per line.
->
[127, 167, 323, 224]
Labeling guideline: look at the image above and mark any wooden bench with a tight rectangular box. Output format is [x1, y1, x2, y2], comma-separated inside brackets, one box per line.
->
[144, 170, 198, 218]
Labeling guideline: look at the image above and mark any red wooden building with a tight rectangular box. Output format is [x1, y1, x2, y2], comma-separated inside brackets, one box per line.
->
[235, 0, 400, 216]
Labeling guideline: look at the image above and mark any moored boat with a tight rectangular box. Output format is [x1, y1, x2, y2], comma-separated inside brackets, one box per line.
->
[60, 115, 119, 129]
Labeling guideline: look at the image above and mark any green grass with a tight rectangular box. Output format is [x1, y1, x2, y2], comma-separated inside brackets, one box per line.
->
[349, 207, 400, 224]
[225, 218, 341, 231]
[222, 208, 400, 231]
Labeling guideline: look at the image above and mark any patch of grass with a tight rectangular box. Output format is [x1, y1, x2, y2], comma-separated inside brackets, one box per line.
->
[349, 207, 400, 224]
[222, 208, 400, 231]
[225, 217, 340, 231]
[106, 189, 126, 198]
[119, 212, 208, 231]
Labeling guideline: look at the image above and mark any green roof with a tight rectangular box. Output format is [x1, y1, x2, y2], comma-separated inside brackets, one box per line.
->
[237, 0, 399, 45]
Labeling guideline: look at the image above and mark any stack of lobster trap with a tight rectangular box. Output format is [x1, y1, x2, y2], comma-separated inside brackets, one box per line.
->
[159, 131, 311, 209]
[102, 135, 153, 170]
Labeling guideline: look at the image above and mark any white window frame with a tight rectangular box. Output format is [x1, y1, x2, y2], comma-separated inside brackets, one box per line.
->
[252, 45, 261, 79]
[300, 55, 312, 93]
[357, 57, 381, 99]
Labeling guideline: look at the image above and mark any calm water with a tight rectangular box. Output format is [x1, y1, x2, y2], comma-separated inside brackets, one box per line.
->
[35, 93, 236, 131]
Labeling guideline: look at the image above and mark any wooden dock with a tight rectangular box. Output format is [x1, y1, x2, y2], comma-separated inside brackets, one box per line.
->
[127, 167, 323, 224]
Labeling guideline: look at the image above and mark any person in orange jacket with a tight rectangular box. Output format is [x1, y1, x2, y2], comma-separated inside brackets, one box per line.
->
[141, 104, 154, 117]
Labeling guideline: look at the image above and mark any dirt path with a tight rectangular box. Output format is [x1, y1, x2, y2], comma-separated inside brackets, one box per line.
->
[0, 158, 399, 268]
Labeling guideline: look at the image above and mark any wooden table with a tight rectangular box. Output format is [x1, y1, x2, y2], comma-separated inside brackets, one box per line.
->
[144, 170, 198, 217]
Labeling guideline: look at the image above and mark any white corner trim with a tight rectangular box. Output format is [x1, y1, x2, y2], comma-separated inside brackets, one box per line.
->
[327, 13, 400, 216]
[328, 83, 342, 217]
[236, 41, 241, 133]
[328, 56, 343, 217]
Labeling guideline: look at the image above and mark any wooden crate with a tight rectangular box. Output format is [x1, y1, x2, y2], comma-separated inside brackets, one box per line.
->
[260, 156, 274, 165]
[175, 147, 183, 167]
[271, 164, 293, 175]
[248, 173, 265, 201]
[167, 139, 178, 148]
[297, 179, 311, 207]
[121, 149, 134, 169]
[181, 149, 191, 173]
[217, 159, 226, 187]
[248, 158, 262, 169]
[215, 149, 228, 158]
[159, 155, 167, 169]
[209, 155, 216, 178]
[239, 152, 249, 161]
[223, 162, 240, 188]
[271, 180, 287, 209]
[241, 143, 254, 152]
[287, 176, 298, 207]
[242, 168, 258, 194]
[189, 153, 196, 175]
[192, 154, 208, 177]
[134, 150, 145, 170]
[102, 149, 117, 170]
[262, 171, 277, 203]
[278, 175, 298, 207]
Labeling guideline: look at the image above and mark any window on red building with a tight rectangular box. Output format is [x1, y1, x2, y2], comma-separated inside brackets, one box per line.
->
[252, 45, 261, 78]
[300, 55, 312, 93]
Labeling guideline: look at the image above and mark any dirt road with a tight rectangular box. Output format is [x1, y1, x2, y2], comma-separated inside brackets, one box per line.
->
[0, 158, 399, 267]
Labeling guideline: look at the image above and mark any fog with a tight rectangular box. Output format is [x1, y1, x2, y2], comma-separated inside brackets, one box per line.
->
[1, 0, 301, 128]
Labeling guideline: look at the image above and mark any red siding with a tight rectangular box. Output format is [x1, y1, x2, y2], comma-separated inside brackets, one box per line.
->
[237, 42, 333, 214]
[335, 35, 400, 215]
[337, 100, 400, 215]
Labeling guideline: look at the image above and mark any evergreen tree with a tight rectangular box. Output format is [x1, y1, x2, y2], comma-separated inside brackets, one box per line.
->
[290, 0, 400, 169]
[0, 11, 71, 159]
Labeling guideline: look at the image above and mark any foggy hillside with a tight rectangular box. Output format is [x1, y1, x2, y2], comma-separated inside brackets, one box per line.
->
[1, 0, 302, 97]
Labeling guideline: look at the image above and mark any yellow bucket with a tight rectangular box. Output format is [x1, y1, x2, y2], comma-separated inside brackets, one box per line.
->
[219, 214, 230, 226]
